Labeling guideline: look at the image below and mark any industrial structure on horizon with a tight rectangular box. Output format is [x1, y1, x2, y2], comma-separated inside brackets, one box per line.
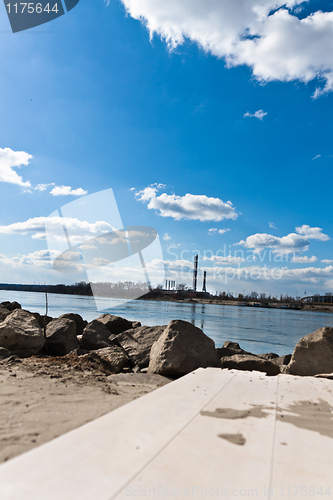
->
[164, 254, 209, 297]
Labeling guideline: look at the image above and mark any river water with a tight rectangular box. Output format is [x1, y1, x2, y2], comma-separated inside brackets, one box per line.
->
[1, 290, 333, 356]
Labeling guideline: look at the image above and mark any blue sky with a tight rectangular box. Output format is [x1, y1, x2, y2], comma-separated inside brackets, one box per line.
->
[0, 0, 333, 297]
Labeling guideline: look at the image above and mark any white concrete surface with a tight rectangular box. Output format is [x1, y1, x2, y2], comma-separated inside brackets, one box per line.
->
[0, 368, 332, 500]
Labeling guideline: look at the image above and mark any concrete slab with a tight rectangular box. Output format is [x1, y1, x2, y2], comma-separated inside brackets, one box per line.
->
[0, 368, 332, 500]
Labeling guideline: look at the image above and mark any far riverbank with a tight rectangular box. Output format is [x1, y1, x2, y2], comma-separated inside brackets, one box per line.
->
[1, 290, 333, 356]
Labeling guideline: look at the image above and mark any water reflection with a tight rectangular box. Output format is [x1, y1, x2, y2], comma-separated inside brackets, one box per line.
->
[189, 302, 206, 331]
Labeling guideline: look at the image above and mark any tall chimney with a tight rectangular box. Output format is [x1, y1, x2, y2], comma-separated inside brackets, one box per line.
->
[193, 254, 198, 292]
[202, 270, 207, 292]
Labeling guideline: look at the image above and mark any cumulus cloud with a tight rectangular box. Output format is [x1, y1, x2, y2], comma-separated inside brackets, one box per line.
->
[136, 185, 238, 221]
[321, 259, 333, 264]
[290, 255, 318, 263]
[244, 110, 267, 120]
[50, 185, 88, 196]
[0, 147, 32, 187]
[120, 0, 333, 97]
[0, 216, 113, 244]
[238, 225, 329, 253]
[163, 233, 171, 241]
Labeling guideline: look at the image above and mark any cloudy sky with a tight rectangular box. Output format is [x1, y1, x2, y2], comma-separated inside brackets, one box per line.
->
[0, 0, 333, 296]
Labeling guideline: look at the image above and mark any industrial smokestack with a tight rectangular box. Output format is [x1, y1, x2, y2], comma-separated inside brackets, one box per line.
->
[202, 271, 207, 292]
[193, 254, 198, 292]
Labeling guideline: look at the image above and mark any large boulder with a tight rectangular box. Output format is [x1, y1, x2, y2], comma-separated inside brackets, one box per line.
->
[82, 346, 130, 374]
[117, 325, 166, 369]
[58, 313, 87, 336]
[286, 327, 333, 376]
[96, 314, 133, 335]
[0, 309, 44, 357]
[148, 320, 220, 377]
[80, 320, 114, 351]
[46, 318, 79, 356]
[221, 354, 280, 376]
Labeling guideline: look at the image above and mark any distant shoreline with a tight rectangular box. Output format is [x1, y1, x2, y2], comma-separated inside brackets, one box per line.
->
[0, 284, 332, 313]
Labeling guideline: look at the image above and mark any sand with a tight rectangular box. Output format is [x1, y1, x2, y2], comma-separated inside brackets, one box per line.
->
[0, 354, 171, 464]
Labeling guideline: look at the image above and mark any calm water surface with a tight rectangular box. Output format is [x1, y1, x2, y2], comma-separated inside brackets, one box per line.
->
[1, 290, 333, 356]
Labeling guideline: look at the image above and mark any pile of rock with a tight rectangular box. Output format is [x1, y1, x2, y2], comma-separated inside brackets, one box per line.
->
[0, 300, 332, 378]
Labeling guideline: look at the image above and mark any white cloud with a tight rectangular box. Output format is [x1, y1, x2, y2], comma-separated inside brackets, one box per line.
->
[34, 183, 55, 192]
[0, 147, 32, 187]
[238, 225, 329, 254]
[244, 109, 267, 120]
[0, 216, 113, 244]
[209, 228, 230, 235]
[120, 0, 333, 97]
[163, 233, 171, 241]
[312, 154, 321, 160]
[50, 185, 88, 196]
[290, 255, 318, 263]
[269, 222, 277, 229]
[136, 185, 238, 221]
[202, 255, 246, 264]
[321, 259, 333, 264]
[295, 225, 329, 241]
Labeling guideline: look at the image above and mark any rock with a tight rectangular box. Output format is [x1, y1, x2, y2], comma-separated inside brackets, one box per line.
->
[30, 312, 53, 329]
[0, 305, 10, 322]
[132, 321, 141, 328]
[46, 318, 79, 356]
[221, 354, 280, 376]
[148, 320, 220, 377]
[0, 309, 44, 357]
[81, 346, 130, 373]
[216, 341, 252, 358]
[59, 313, 87, 336]
[286, 327, 333, 376]
[271, 354, 292, 366]
[0, 347, 11, 360]
[117, 325, 166, 369]
[258, 352, 279, 360]
[96, 314, 133, 335]
[81, 320, 115, 350]
[5, 301, 21, 311]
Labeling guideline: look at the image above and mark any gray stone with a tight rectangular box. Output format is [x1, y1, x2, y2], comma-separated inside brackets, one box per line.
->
[82, 346, 130, 373]
[46, 318, 79, 356]
[286, 327, 333, 376]
[59, 313, 87, 336]
[0, 309, 44, 357]
[221, 354, 280, 376]
[96, 314, 133, 335]
[81, 320, 115, 350]
[117, 325, 166, 368]
[148, 320, 221, 377]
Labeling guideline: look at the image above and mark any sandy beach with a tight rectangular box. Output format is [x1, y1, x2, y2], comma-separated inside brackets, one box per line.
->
[0, 354, 171, 464]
